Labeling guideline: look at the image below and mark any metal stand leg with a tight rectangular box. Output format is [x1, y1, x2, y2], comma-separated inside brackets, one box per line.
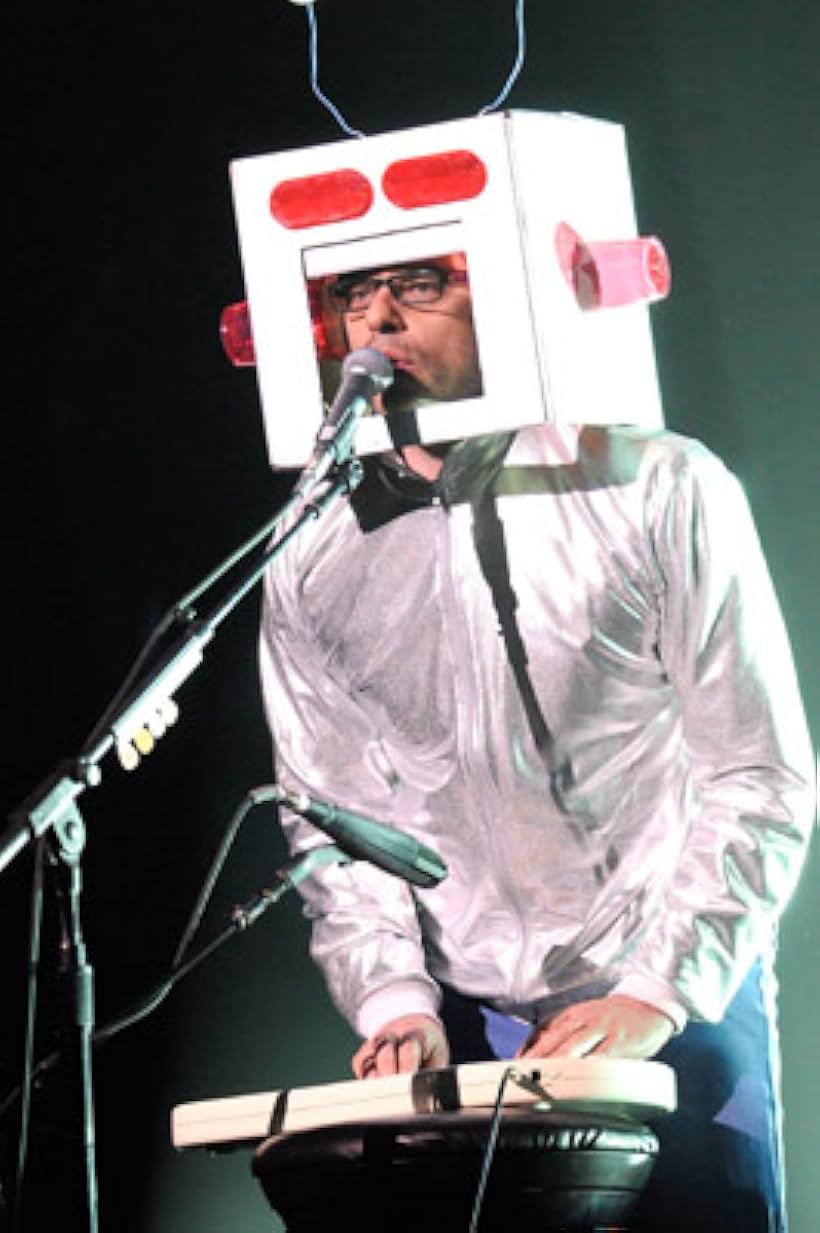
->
[50, 808, 99, 1233]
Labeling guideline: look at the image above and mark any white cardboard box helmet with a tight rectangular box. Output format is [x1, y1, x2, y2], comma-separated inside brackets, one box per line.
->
[228, 110, 667, 470]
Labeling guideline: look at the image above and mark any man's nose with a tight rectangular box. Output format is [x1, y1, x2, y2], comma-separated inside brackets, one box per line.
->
[364, 283, 404, 334]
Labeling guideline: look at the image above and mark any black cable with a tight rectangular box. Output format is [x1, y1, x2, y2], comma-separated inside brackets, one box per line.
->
[10, 840, 46, 1233]
[0, 790, 276, 1122]
[468, 1065, 515, 1233]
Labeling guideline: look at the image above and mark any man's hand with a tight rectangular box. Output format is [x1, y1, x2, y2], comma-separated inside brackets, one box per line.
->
[516, 995, 675, 1060]
[352, 1014, 449, 1079]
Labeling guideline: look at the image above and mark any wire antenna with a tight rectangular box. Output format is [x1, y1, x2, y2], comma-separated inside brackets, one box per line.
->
[305, 2, 365, 138]
[480, 0, 527, 114]
[296, 0, 526, 138]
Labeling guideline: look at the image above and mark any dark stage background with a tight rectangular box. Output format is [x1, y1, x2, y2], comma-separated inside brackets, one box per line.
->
[2, 2, 818, 1230]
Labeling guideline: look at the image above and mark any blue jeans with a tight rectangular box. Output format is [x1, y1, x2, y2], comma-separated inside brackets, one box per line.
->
[440, 961, 786, 1232]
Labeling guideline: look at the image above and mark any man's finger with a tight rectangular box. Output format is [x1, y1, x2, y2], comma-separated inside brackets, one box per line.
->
[520, 1025, 607, 1059]
[352, 1016, 450, 1080]
[372, 1033, 400, 1076]
[397, 1035, 423, 1073]
[517, 1010, 586, 1058]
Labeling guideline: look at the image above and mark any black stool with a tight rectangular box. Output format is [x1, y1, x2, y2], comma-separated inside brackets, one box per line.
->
[252, 1107, 659, 1231]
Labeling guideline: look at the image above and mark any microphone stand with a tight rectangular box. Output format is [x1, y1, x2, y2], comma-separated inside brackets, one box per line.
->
[1, 843, 351, 1122]
[1, 454, 364, 1233]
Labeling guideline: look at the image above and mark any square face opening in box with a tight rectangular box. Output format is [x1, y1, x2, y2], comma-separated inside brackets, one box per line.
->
[305, 248, 487, 451]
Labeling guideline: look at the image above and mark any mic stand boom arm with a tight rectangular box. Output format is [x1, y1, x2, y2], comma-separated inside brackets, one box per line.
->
[1, 457, 364, 876]
[0, 454, 363, 1233]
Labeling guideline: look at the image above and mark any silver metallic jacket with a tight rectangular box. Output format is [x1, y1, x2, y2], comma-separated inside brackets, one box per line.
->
[260, 426, 814, 1038]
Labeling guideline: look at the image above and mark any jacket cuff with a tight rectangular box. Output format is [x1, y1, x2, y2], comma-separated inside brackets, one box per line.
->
[355, 980, 442, 1040]
[610, 973, 689, 1034]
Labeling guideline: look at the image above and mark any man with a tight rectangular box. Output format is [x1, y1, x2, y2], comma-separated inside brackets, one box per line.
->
[260, 254, 813, 1230]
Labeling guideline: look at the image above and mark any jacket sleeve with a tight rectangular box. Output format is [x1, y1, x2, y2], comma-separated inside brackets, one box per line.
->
[258, 538, 442, 1038]
[615, 445, 815, 1022]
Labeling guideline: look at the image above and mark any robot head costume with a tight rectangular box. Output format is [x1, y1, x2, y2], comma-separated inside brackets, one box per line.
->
[223, 110, 670, 470]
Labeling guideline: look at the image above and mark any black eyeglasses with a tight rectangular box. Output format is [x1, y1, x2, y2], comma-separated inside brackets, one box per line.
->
[328, 267, 466, 314]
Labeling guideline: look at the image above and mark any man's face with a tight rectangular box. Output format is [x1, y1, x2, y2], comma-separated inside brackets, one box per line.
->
[332, 259, 483, 415]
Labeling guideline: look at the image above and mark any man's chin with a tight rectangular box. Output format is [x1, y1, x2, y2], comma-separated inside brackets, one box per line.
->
[383, 371, 430, 415]
[381, 370, 483, 415]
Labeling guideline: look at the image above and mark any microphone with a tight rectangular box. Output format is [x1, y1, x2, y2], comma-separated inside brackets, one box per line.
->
[296, 348, 393, 496]
[273, 786, 447, 889]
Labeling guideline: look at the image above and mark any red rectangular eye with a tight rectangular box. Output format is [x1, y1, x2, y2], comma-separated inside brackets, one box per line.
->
[270, 169, 374, 229]
[382, 150, 487, 209]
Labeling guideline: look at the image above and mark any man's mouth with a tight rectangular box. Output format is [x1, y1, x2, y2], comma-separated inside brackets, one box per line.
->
[371, 345, 415, 373]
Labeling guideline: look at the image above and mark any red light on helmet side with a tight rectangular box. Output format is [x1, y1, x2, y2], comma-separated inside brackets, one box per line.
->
[382, 150, 487, 209]
[554, 222, 671, 310]
[270, 169, 373, 229]
[645, 239, 671, 298]
[219, 301, 255, 367]
[219, 287, 348, 368]
[308, 278, 347, 361]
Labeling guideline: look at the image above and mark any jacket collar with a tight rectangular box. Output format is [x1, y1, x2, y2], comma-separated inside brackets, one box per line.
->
[351, 433, 516, 532]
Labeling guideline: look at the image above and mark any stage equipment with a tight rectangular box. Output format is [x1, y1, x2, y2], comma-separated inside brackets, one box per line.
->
[173, 1057, 677, 1233]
